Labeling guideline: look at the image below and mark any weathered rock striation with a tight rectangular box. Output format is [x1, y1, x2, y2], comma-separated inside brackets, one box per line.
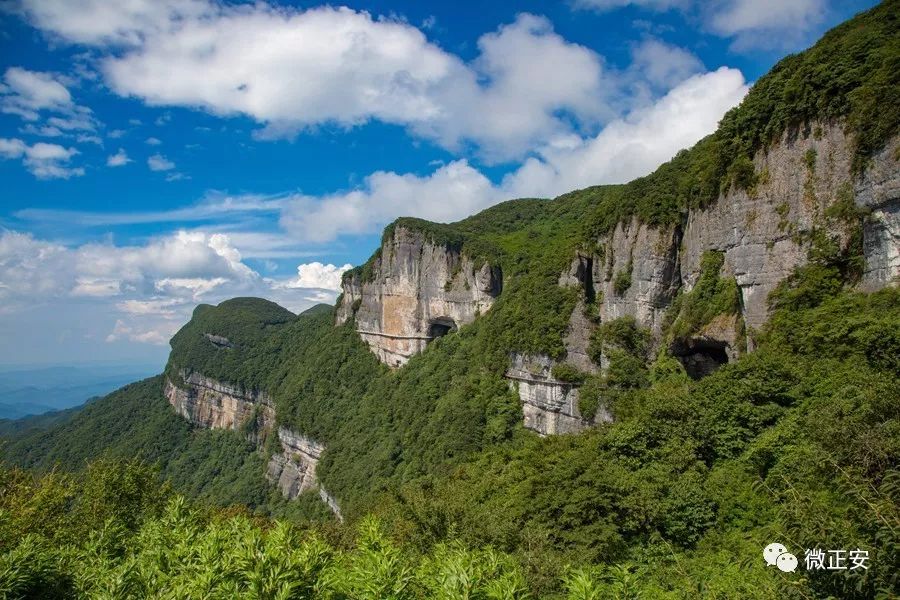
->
[521, 123, 899, 434]
[332, 123, 897, 437]
[593, 123, 899, 338]
[336, 225, 501, 367]
[165, 371, 274, 436]
[165, 371, 340, 515]
[506, 353, 611, 436]
[265, 427, 323, 498]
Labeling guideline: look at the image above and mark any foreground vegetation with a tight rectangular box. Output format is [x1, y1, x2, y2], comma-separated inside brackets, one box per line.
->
[1, 2, 898, 598]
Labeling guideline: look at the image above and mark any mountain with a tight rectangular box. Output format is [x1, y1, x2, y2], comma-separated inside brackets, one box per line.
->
[2, 3, 898, 598]
[0, 364, 158, 419]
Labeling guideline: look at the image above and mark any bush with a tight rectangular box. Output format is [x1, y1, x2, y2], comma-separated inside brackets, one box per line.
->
[667, 251, 740, 340]
[577, 376, 606, 421]
[589, 316, 651, 363]
[613, 268, 632, 296]
[551, 363, 587, 384]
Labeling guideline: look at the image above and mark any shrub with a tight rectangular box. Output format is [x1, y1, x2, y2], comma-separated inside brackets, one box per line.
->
[613, 267, 632, 296]
[552, 363, 587, 384]
[667, 251, 740, 340]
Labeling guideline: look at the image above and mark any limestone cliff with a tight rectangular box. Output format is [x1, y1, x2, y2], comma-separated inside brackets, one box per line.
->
[165, 371, 274, 438]
[336, 225, 502, 367]
[518, 122, 899, 434]
[332, 122, 896, 437]
[165, 371, 339, 515]
[598, 123, 896, 332]
[265, 427, 343, 520]
[506, 353, 611, 436]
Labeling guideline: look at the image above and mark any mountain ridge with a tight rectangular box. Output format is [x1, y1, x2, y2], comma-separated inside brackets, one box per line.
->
[2, 3, 899, 597]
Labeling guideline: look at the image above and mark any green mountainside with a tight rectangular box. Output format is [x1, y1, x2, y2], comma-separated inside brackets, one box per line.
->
[2, 2, 899, 598]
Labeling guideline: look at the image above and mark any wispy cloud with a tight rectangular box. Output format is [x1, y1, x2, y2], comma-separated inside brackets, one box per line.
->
[14, 193, 288, 227]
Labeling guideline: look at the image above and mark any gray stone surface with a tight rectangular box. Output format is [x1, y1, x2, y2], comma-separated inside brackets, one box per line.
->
[337, 226, 501, 367]
[164, 371, 274, 435]
[586, 122, 898, 342]
[582, 124, 900, 336]
[336, 122, 898, 436]
[265, 427, 342, 520]
[166, 372, 340, 517]
[506, 353, 610, 436]
[595, 219, 681, 335]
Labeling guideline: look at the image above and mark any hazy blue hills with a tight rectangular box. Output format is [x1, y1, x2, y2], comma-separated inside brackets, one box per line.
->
[0, 364, 159, 420]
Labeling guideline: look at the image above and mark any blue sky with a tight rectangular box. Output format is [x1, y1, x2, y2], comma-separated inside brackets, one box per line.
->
[0, 0, 879, 368]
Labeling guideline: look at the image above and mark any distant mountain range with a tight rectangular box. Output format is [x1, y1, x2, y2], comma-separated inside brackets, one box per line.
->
[0, 364, 159, 420]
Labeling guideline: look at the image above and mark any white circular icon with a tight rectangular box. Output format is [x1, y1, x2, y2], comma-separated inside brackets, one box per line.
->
[777, 552, 798, 573]
[763, 542, 787, 566]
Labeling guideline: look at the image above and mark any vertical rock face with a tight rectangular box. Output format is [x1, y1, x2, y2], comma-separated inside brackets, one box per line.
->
[264, 427, 342, 520]
[855, 141, 900, 290]
[266, 427, 323, 499]
[520, 122, 898, 434]
[164, 371, 274, 435]
[337, 226, 502, 367]
[506, 353, 610, 436]
[862, 201, 900, 290]
[592, 122, 899, 335]
[165, 372, 340, 516]
[595, 219, 681, 335]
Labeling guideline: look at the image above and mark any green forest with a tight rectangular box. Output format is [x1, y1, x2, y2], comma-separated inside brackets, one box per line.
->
[2, 1, 899, 598]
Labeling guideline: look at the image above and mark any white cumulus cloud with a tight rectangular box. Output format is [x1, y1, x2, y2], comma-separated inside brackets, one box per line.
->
[16, 0, 212, 46]
[278, 262, 354, 291]
[147, 153, 174, 171]
[0, 67, 73, 120]
[280, 67, 748, 241]
[280, 159, 502, 242]
[707, 0, 827, 49]
[106, 148, 131, 167]
[0, 137, 84, 179]
[0, 228, 350, 350]
[17, 1, 621, 161]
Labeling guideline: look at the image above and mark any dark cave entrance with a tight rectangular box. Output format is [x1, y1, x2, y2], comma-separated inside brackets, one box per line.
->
[428, 317, 457, 339]
[673, 341, 729, 380]
[582, 257, 596, 304]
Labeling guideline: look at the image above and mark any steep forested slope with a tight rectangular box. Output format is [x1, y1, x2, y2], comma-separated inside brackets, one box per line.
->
[1, 2, 898, 598]
[3, 284, 897, 598]
[0, 376, 332, 521]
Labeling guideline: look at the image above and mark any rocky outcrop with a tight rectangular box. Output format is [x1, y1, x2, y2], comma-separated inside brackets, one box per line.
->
[582, 122, 898, 358]
[559, 255, 601, 374]
[164, 371, 274, 436]
[165, 371, 340, 516]
[265, 427, 343, 520]
[596, 220, 681, 336]
[266, 427, 323, 499]
[528, 122, 899, 430]
[204, 333, 234, 349]
[506, 353, 611, 436]
[337, 226, 501, 367]
[855, 140, 900, 290]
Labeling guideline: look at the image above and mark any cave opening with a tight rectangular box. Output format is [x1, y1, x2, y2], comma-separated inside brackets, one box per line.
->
[674, 342, 729, 380]
[428, 317, 457, 339]
[582, 257, 596, 304]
